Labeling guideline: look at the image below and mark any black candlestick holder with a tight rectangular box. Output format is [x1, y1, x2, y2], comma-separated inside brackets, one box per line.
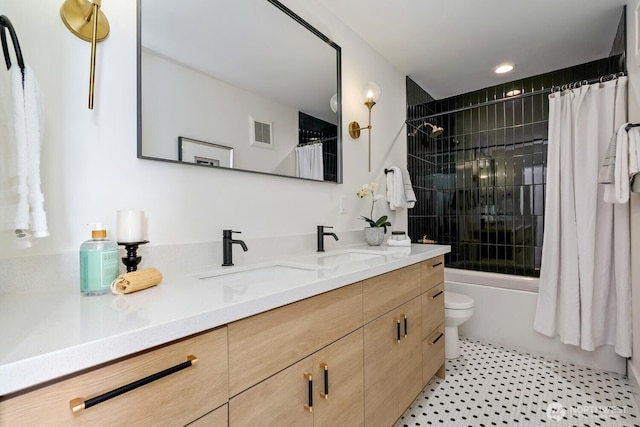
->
[117, 240, 149, 272]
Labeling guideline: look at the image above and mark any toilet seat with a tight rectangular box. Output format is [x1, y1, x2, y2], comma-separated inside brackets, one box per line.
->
[445, 291, 474, 310]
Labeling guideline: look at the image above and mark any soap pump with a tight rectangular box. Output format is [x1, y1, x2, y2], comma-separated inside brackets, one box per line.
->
[80, 223, 119, 296]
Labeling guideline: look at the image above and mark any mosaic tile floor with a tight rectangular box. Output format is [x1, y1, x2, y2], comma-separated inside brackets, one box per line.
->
[395, 338, 639, 427]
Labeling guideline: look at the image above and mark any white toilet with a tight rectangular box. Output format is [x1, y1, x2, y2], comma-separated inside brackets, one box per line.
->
[444, 291, 475, 359]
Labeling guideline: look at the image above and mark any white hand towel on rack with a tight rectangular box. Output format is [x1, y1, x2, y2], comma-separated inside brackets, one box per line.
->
[0, 66, 29, 232]
[23, 65, 48, 237]
[386, 166, 416, 210]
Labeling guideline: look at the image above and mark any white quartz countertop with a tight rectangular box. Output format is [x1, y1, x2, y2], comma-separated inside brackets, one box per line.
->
[0, 244, 450, 396]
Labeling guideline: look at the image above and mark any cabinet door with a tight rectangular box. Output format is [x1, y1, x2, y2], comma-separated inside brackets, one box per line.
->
[363, 311, 400, 427]
[395, 297, 423, 415]
[229, 283, 363, 396]
[313, 329, 364, 427]
[229, 357, 314, 427]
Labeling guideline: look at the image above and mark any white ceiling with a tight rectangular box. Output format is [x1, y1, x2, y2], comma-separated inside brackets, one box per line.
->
[315, 0, 628, 99]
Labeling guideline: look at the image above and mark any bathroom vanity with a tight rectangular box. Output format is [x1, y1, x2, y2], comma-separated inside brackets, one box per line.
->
[0, 244, 448, 426]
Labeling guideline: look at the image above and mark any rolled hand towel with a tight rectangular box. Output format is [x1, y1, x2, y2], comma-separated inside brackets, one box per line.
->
[110, 267, 163, 295]
[387, 237, 412, 247]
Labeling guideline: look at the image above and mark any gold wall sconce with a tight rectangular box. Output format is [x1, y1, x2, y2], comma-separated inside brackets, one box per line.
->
[349, 82, 381, 172]
[60, 0, 109, 109]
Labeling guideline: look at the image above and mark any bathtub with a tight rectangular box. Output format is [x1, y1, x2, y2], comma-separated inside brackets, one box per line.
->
[445, 268, 626, 374]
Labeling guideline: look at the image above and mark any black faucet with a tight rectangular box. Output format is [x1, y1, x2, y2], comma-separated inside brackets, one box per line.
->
[222, 230, 248, 266]
[317, 225, 339, 252]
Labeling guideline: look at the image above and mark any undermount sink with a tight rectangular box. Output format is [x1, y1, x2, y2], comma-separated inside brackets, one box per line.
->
[314, 249, 390, 266]
[196, 262, 325, 288]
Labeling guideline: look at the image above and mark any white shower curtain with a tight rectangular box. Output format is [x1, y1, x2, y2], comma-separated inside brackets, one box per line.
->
[534, 77, 631, 358]
[295, 143, 324, 180]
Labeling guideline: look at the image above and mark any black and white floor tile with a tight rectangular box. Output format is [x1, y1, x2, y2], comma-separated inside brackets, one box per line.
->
[395, 338, 639, 427]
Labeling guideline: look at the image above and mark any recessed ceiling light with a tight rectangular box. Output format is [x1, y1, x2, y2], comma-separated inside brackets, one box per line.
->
[506, 89, 521, 97]
[495, 64, 515, 74]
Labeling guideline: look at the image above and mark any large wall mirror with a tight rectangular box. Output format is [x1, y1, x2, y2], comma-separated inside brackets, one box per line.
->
[137, 0, 342, 183]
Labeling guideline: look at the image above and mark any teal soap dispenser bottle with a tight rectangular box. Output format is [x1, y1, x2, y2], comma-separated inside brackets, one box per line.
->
[80, 223, 119, 296]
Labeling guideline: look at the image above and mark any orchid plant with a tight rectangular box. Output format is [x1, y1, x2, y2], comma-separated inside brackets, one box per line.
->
[356, 182, 391, 232]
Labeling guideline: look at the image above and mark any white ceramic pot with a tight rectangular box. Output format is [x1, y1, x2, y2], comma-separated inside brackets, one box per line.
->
[364, 227, 385, 246]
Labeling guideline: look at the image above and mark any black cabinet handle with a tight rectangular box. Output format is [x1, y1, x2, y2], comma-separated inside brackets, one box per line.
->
[403, 314, 408, 338]
[431, 290, 444, 299]
[432, 261, 443, 268]
[304, 373, 313, 412]
[431, 332, 444, 345]
[395, 318, 401, 343]
[70, 355, 198, 414]
[320, 363, 329, 399]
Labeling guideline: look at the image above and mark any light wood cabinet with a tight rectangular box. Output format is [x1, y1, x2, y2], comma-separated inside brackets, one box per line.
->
[421, 255, 445, 293]
[229, 330, 364, 427]
[1, 254, 447, 427]
[187, 404, 228, 427]
[363, 297, 422, 427]
[423, 324, 446, 383]
[312, 329, 364, 427]
[228, 283, 362, 396]
[0, 327, 228, 427]
[422, 282, 444, 340]
[362, 263, 421, 324]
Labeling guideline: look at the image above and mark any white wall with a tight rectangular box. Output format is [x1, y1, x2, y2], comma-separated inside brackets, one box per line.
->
[142, 50, 299, 176]
[0, 0, 408, 259]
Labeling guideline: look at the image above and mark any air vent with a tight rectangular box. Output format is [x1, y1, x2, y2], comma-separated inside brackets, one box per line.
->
[249, 115, 274, 149]
[254, 121, 271, 145]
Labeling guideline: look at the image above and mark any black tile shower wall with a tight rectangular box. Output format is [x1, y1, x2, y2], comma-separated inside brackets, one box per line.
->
[407, 55, 625, 278]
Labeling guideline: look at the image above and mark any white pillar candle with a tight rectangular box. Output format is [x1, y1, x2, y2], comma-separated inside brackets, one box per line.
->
[116, 210, 144, 242]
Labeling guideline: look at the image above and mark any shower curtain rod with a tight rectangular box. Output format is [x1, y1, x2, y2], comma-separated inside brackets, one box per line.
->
[406, 71, 627, 123]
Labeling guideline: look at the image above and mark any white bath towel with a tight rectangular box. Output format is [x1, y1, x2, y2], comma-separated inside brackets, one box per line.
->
[602, 123, 639, 204]
[0, 65, 48, 240]
[628, 126, 640, 192]
[23, 66, 48, 237]
[0, 66, 28, 231]
[386, 166, 416, 210]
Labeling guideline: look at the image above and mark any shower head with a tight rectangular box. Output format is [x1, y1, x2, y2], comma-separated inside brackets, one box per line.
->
[408, 122, 444, 138]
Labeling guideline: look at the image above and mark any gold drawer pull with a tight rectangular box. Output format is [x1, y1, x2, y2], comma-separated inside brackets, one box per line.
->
[431, 290, 444, 299]
[320, 363, 329, 399]
[430, 332, 444, 345]
[395, 318, 401, 343]
[402, 314, 408, 338]
[304, 372, 313, 412]
[70, 355, 198, 414]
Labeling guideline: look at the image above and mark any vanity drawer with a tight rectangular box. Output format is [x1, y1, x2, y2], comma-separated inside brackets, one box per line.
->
[228, 283, 363, 396]
[422, 282, 444, 339]
[0, 327, 229, 426]
[363, 263, 421, 324]
[421, 256, 444, 293]
[422, 324, 446, 384]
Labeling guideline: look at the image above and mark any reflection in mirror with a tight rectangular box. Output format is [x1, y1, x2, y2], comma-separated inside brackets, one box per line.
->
[138, 0, 342, 183]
